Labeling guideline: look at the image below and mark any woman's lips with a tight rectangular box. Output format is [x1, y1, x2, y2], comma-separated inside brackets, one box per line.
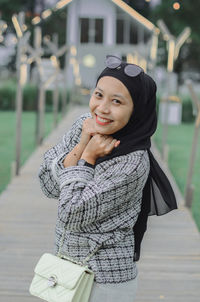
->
[95, 114, 113, 126]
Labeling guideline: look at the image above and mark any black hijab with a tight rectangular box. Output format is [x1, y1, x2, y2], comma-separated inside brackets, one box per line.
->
[95, 63, 178, 261]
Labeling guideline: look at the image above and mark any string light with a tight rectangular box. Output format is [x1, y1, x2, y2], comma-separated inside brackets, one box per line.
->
[56, 0, 73, 10]
[42, 9, 52, 19]
[32, 16, 41, 25]
[70, 46, 77, 56]
[12, 15, 23, 38]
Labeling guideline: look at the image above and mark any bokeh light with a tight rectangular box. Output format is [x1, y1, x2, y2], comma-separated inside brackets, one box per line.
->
[173, 2, 180, 10]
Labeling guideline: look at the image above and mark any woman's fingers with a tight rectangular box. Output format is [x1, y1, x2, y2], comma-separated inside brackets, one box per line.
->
[83, 118, 97, 134]
[82, 134, 120, 160]
[105, 139, 117, 153]
[103, 137, 120, 154]
[114, 140, 120, 148]
[103, 136, 120, 148]
[97, 134, 120, 148]
[80, 118, 97, 146]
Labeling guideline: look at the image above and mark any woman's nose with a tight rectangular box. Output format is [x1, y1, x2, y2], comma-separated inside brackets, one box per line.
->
[98, 99, 110, 113]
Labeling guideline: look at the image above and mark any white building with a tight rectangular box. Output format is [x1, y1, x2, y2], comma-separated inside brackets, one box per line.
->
[32, 0, 159, 90]
[63, 0, 159, 89]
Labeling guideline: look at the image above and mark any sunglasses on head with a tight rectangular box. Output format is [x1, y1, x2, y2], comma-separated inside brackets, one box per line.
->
[105, 55, 144, 77]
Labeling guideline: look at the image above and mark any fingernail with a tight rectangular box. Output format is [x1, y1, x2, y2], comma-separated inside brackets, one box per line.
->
[115, 141, 120, 147]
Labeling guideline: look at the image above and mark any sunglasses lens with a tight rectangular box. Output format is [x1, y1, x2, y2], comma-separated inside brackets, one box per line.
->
[106, 56, 121, 69]
[124, 65, 143, 77]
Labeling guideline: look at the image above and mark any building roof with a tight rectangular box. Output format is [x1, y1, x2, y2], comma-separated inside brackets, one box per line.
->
[111, 0, 157, 32]
[32, 0, 159, 33]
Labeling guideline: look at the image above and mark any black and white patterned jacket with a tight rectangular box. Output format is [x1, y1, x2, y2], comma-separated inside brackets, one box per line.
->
[38, 112, 150, 283]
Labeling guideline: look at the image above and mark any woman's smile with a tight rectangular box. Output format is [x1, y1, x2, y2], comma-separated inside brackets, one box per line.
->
[95, 114, 114, 126]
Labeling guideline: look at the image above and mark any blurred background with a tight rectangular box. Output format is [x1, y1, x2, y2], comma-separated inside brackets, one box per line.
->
[0, 0, 199, 231]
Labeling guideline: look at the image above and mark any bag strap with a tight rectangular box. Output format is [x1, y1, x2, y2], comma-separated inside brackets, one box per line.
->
[57, 226, 102, 266]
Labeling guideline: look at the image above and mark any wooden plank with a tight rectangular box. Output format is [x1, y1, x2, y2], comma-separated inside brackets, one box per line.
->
[0, 105, 200, 302]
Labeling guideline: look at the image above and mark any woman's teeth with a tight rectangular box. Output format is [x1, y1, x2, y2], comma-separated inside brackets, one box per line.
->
[97, 116, 112, 123]
[95, 114, 113, 125]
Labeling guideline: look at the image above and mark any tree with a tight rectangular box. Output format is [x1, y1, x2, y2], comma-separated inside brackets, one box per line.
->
[123, 0, 150, 18]
[0, 0, 34, 23]
[150, 0, 200, 73]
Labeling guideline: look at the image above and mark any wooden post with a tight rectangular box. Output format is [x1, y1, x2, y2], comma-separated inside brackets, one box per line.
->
[36, 66, 59, 144]
[61, 49, 68, 116]
[15, 38, 23, 175]
[52, 34, 59, 128]
[37, 85, 45, 145]
[34, 27, 45, 145]
[33, 26, 43, 146]
[150, 28, 159, 73]
[12, 12, 25, 176]
[161, 95, 181, 163]
[43, 34, 68, 119]
[53, 75, 59, 128]
[157, 20, 191, 161]
[184, 82, 200, 208]
[26, 26, 53, 146]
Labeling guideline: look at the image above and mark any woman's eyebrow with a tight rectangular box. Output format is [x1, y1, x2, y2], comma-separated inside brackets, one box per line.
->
[112, 93, 126, 101]
[96, 86, 103, 92]
[96, 86, 127, 101]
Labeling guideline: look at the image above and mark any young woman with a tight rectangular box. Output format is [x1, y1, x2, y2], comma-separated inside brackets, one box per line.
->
[38, 55, 177, 302]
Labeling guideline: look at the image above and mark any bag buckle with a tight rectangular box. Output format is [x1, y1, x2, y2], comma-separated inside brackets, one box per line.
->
[47, 275, 57, 288]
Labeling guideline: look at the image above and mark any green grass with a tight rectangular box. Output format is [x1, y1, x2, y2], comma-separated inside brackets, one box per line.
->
[0, 111, 62, 194]
[153, 122, 200, 231]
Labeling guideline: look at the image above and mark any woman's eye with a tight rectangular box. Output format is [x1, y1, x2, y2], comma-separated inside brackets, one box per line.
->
[112, 99, 121, 104]
[95, 92, 102, 97]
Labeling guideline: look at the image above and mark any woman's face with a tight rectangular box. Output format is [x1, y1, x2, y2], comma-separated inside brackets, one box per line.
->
[89, 76, 134, 135]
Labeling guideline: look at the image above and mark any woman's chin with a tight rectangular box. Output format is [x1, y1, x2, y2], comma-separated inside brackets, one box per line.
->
[93, 124, 111, 135]
[95, 128, 108, 135]
[95, 123, 120, 135]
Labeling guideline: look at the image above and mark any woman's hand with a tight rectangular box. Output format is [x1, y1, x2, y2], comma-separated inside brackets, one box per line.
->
[80, 118, 97, 147]
[62, 118, 96, 168]
[81, 134, 120, 165]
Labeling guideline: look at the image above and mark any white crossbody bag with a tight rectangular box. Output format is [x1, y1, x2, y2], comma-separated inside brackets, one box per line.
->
[29, 225, 101, 302]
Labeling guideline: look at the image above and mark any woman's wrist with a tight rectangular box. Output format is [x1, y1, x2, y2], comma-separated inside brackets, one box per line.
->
[78, 140, 89, 150]
[62, 142, 87, 168]
[81, 152, 97, 165]
[79, 133, 93, 148]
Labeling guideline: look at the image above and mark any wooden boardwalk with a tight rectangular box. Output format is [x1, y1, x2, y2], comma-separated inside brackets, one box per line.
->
[0, 105, 200, 302]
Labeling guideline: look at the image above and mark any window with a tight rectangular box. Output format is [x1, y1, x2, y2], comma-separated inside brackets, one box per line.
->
[130, 23, 138, 45]
[95, 19, 103, 43]
[80, 18, 89, 43]
[116, 18, 150, 45]
[116, 19, 124, 44]
[80, 18, 104, 43]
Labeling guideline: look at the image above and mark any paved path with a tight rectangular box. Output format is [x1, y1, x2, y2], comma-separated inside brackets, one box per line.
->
[0, 105, 200, 302]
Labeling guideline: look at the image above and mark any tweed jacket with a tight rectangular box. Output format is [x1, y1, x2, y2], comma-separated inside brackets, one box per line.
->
[38, 112, 150, 283]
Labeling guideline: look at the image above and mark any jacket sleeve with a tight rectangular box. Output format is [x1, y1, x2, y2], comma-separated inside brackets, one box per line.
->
[38, 113, 90, 199]
[57, 151, 150, 233]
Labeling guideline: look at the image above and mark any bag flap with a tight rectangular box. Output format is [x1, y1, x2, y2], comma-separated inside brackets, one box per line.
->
[34, 253, 86, 289]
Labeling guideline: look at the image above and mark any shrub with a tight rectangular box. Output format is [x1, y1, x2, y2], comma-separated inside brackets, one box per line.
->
[23, 84, 38, 111]
[0, 81, 16, 110]
[181, 96, 195, 123]
[0, 81, 69, 112]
